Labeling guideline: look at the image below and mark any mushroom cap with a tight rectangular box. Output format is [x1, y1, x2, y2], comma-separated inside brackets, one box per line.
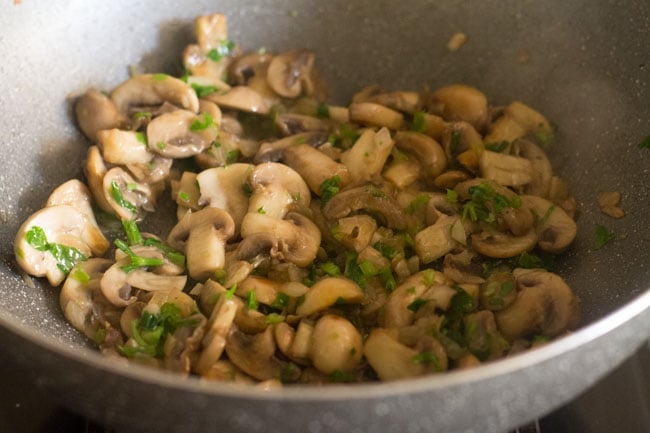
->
[266, 49, 315, 98]
[521, 195, 577, 253]
[146, 109, 216, 159]
[84, 146, 113, 213]
[15, 205, 96, 286]
[75, 88, 124, 142]
[247, 162, 311, 219]
[225, 325, 289, 381]
[309, 314, 363, 374]
[428, 84, 489, 132]
[102, 167, 154, 221]
[167, 207, 236, 252]
[204, 86, 269, 114]
[282, 143, 351, 196]
[111, 74, 199, 115]
[97, 129, 154, 165]
[394, 130, 448, 181]
[471, 227, 538, 259]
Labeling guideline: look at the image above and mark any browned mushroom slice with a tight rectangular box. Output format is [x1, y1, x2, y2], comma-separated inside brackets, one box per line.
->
[146, 109, 217, 159]
[267, 49, 315, 98]
[296, 277, 364, 317]
[254, 131, 330, 163]
[126, 155, 173, 184]
[414, 215, 460, 264]
[225, 325, 294, 381]
[363, 328, 427, 381]
[96, 129, 154, 165]
[479, 150, 533, 188]
[204, 86, 269, 114]
[484, 101, 552, 145]
[366, 91, 422, 114]
[111, 74, 199, 115]
[275, 113, 334, 136]
[229, 52, 273, 85]
[348, 102, 404, 130]
[443, 250, 485, 284]
[281, 143, 351, 195]
[513, 139, 553, 197]
[341, 127, 394, 185]
[471, 227, 537, 259]
[167, 207, 236, 281]
[84, 145, 113, 213]
[75, 89, 124, 142]
[245, 162, 311, 219]
[394, 131, 447, 180]
[102, 167, 154, 221]
[427, 84, 489, 132]
[309, 314, 363, 374]
[521, 195, 577, 253]
[495, 268, 580, 340]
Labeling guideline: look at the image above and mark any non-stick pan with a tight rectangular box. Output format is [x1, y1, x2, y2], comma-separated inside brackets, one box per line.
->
[0, 1, 649, 432]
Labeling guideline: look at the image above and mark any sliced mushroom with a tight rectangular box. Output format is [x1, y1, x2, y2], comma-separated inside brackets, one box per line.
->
[167, 207, 236, 281]
[111, 74, 199, 115]
[296, 277, 364, 317]
[267, 49, 315, 98]
[521, 195, 577, 253]
[102, 167, 155, 220]
[428, 84, 489, 132]
[245, 162, 311, 219]
[195, 292, 238, 375]
[282, 143, 351, 195]
[443, 250, 485, 284]
[367, 91, 421, 114]
[254, 131, 330, 163]
[348, 102, 404, 130]
[471, 227, 537, 259]
[75, 89, 124, 142]
[414, 215, 460, 264]
[394, 131, 447, 180]
[204, 86, 269, 114]
[275, 113, 334, 136]
[341, 127, 394, 185]
[495, 268, 580, 340]
[240, 212, 321, 267]
[479, 150, 533, 188]
[513, 139, 552, 197]
[146, 109, 217, 158]
[334, 215, 377, 253]
[230, 51, 273, 85]
[84, 146, 113, 213]
[463, 310, 509, 360]
[225, 325, 291, 381]
[309, 314, 363, 374]
[15, 205, 97, 286]
[323, 185, 415, 231]
[363, 328, 426, 381]
[441, 121, 484, 169]
[60, 258, 113, 333]
[196, 163, 254, 234]
[46, 179, 110, 256]
[484, 101, 552, 145]
[97, 129, 154, 165]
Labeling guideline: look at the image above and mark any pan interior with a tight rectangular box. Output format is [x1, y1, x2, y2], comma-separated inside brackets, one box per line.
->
[0, 0, 648, 351]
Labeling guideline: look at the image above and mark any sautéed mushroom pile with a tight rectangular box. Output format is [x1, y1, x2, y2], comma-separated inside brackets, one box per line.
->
[14, 13, 580, 385]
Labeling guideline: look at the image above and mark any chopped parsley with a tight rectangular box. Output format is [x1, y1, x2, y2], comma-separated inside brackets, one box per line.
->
[266, 313, 285, 324]
[405, 193, 430, 214]
[411, 111, 426, 133]
[421, 269, 436, 286]
[224, 284, 237, 300]
[320, 261, 341, 277]
[373, 241, 397, 259]
[151, 73, 169, 81]
[25, 226, 87, 275]
[109, 180, 138, 213]
[329, 369, 355, 383]
[114, 239, 164, 272]
[445, 189, 458, 203]
[134, 132, 147, 144]
[191, 83, 219, 98]
[142, 237, 186, 268]
[71, 267, 91, 284]
[316, 102, 330, 119]
[484, 141, 510, 153]
[407, 297, 427, 312]
[461, 182, 521, 223]
[245, 290, 258, 310]
[639, 135, 650, 149]
[319, 175, 340, 207]
[271, 292, 290, 310]
[122, 219, 143, 245]
[206, 39, 235, 62]
[225, 149, 240, 164]
[411, 352, 442, 371]
[594, 224, 615, 250]
[256, 206, 266, 214]
[190, 113, 214, 131]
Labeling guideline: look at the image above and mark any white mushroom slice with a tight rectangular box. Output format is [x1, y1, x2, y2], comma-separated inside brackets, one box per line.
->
[111, 74, 199, 115]
[479, 150, 533, 187]
[246, 162, 311, 219]
[363, 328, 425, 381]
[348, 102, 404, 130]
[597, 191, 625, 219]
[296, 277, 364, 317]
[521, 195, 577, 253]
[195, 293, 238, 375]
[335, 215, 377, 253]
[198, 98, 223, 126]
[414, 215, 460, 264]
[187, 75, 231, 99]
[173, 171, 201, 211]
[471, 227, 538, 259]
[341, 127, 394, 185]
[195, 13, 228, 51]
[84, 146, 113, 213]
[287, 320, 314, 363]
[254, 131, 329, 163]
[383, 154, 422, 189]
[428, 84, 489, 132]
[383, 270, 450, 328]
[513, 139, 553, 197]
[394, 131, 447, 180]
[167, 207, 236, 281]
[267, 49, 315, 98]
[310, 315, 363, 374]
[240, 212, 321, 267]
[237, 276, 282, 306]
[230, 52, 273, 85]
[146, 109, 217, 159]
[495, 268, 580, 340]
[282, 144, 351, 195]
[14, 205, 100, 286]
[196, 163, 254, 234]
[60, 258, 113, 332]
[97, 129, 154, 165]
[484, 101, 552, 145]
[204, 86, 269, 114]
[75, 89, 123, 142]
[46, 179, 110, 256]
[225, 326, 293, 381]
[102, 167, 154, 221]
[367, 91, 422, 114]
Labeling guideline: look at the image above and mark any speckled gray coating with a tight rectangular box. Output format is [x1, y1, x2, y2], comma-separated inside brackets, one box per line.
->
[0, 1, 648, 432]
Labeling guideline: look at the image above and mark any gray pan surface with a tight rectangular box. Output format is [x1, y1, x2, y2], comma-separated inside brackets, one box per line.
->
[0, 1, 649, 432]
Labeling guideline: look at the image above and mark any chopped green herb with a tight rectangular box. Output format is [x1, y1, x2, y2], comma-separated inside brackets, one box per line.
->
[411, 351, 441, 370]
[25, 226, 87, 275]
[114, 239, 164, 272]
[344, 252, 366, 289]
[535, 124, 554, 147]
[319, 175, 341, 207]
[378, 266, 397, 292]
[373, 241, 397, 259]
[151, 73, 169, 81]
[329, 369, 354, 383]
[271, 292, 290, 309]
[178, 191, 190, 202]
[212, 269, 227, 285]
[450, 287, 475, 314]
[157, 141, 167, 150]
[190, 113, 214, 131]
[241, 182, 253, 197]
[407, 297, 427, 312]
[134, 132, 147, 144]
[122, 219, 142, 245]
[245, 290, 258, 310]
[191, 83, 218, 98]
[132, 112, 151, 121]
[411, 111, 426, 133]
[256, 206, 266, 214]
[484, 141, 510, 153]
[359, 260, 379, 278]
[328, 123, 360, 150]
[266, 313, 285, 324]
[279, 362, 299, 383]
[294, 135, 307, 145]
[71, 267, 90, 284]
[594, 224, 615, 250]
[446, 189, 458, 203]
[316, 102, 330, 119]
[517, 251, 543, 269]
[639, 135, 650, 149]
[126, 182, 138, 192]
[225, 284, 237, 300]
[225, 149, 240, 164]
[110, 180, 138, 213]
[206, 39, 235, 62]
[142, 237, 185, 267]
[461, 182, 521, 223]
[449, 130, 461, 153]
[422, 269, 436, 286]
[321, 261, 341, 276]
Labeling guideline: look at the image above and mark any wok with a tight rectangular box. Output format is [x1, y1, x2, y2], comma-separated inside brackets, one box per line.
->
[1, 1, 649, 432]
